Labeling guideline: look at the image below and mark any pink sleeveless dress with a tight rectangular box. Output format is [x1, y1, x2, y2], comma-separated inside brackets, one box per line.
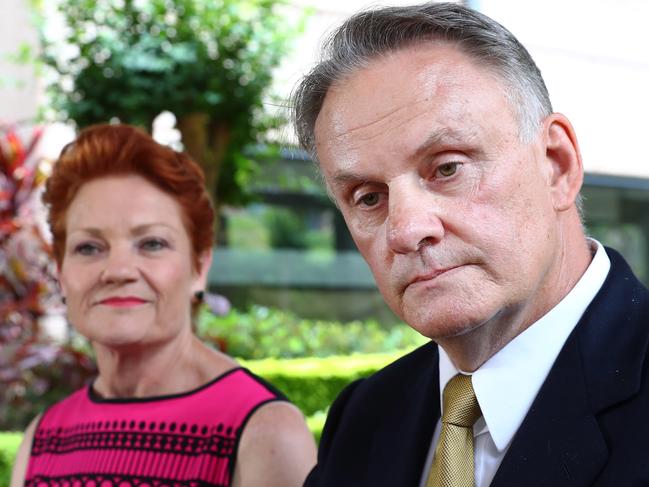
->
[25, 368, 286, 487]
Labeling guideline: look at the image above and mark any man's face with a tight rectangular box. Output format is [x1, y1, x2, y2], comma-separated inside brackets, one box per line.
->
[314, 44, 563, 341]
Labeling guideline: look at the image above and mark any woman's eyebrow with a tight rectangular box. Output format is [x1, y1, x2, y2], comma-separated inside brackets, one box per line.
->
[130, 222, 178, 236]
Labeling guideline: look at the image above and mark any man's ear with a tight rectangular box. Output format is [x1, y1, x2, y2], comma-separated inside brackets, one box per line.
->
[193, 250, 213, 293]
[542, 113, 583, 212]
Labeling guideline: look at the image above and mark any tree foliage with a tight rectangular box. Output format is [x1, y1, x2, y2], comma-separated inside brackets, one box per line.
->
[40, 0, 302, 206]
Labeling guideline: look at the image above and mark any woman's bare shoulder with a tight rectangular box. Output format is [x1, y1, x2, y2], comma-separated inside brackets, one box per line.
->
[11, 414, 41, 487]
[232, 401, 317, 487]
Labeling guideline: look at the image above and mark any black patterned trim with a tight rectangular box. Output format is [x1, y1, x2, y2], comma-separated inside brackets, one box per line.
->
[27, 473, 227, 487]
[239, 368, 289, 401]
[88, 367, 243, 403]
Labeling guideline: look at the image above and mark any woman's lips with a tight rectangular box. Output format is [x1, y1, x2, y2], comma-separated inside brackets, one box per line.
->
[99, 297, 147, 307]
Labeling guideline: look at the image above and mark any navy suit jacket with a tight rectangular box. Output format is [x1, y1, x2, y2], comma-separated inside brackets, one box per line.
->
[305, 248, 649, 486]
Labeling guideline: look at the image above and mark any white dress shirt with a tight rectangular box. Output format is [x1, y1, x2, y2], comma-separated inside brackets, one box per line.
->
[419, 240, 611, 487]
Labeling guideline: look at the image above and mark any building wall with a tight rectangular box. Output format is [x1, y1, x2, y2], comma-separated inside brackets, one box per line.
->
[472, 0, 649, 179]
[0, 0, 40, 124]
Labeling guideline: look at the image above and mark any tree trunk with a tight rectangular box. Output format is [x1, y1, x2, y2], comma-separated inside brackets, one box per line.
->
[208, 120, 231, 199]
[177, 112, 212, 186]
[176, 112, 231, 242]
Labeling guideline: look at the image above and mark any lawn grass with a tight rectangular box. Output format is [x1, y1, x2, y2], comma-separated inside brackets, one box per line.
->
[0, 431, 21, 457]
[0, 432, 22, 486]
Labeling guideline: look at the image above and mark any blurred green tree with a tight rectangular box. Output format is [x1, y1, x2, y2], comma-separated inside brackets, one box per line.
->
[39, 0, 303, 209]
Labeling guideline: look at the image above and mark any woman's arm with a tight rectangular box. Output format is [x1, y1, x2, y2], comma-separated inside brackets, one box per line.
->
[232, 402, 317, 487]
[10, 414, 41, 487]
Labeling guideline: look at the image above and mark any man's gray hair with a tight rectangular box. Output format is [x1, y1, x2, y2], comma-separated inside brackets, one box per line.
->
[293, 2, 553, 159]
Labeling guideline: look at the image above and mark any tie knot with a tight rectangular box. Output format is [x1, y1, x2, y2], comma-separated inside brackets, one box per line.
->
[441, 374, 481, 427]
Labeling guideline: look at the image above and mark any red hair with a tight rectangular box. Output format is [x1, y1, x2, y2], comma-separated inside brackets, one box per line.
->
[43, 124, 214, 270]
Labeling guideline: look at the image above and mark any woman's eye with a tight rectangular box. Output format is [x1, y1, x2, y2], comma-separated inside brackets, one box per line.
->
[437, 162, 460, 178]
[358, 192, 381, 207]
[140, 239, 168, 251]
[74, 242, 102, 256]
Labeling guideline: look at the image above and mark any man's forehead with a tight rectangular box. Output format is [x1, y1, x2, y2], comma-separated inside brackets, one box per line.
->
[315, 44, 500, 136]
[318, 62, 509, 160]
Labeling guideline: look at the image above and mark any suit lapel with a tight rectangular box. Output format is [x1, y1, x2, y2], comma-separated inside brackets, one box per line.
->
[493, 248, 649, 487]
[365, 342, 441, 487]
[490, 333, 608, 487]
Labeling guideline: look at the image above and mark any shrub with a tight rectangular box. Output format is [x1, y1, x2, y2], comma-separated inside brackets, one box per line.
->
[306, 410, 326, 444]
[243, 351, 405, 416]
[0, 124, 98, 432]
[0, 432, 22, 485]
[198, 306, 427, 360]
[0, 343, 97, 431]
[264, 208, 307, 249]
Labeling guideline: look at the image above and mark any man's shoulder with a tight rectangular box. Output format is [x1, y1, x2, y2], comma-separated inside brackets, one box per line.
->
[324, 340, 439, 430]
[564, 247, 649, 485]
[353, 340, 439, 399]
[320, 339, 439, 427]
[601, 246, 649, 296]
[306, 340, 441, 486]
[589, 246, 649, 330]
[577, 246, 649, 407]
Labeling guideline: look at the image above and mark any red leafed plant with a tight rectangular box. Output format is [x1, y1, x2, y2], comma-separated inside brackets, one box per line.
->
[0, 123, 96, 430]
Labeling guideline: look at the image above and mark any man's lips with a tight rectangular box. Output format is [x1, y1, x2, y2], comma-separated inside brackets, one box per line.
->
[408, 265, 463, 287]
[98, 297, 147, 307]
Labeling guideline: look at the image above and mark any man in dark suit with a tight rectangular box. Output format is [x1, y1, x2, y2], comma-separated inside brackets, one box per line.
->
[292, 2, 649, 486]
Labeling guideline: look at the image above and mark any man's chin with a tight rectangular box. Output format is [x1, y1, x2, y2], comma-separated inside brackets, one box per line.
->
[403, 308, 488, 341]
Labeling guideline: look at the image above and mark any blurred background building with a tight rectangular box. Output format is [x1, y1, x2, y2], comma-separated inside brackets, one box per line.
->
[2, 0, 649, 323]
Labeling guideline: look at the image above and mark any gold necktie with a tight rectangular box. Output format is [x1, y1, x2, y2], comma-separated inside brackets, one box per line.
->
[426, 374, 482, 487]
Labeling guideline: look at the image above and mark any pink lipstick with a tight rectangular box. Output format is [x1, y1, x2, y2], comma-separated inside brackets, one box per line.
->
[99, 297, 147, 307]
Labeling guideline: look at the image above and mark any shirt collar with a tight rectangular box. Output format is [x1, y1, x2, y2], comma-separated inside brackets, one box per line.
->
[438, 239, 610, 451]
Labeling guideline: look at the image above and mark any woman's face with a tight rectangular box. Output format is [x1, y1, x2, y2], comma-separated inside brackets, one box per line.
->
[59, 174, 210, 350]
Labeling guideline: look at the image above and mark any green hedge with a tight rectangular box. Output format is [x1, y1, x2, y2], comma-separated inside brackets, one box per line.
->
[0, 432, 22, 486]
[243, 351, 403, 416]
[198, 305, 427, 360]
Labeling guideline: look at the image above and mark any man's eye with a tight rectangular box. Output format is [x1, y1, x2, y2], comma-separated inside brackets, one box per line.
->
[74, 243, 101, 256]
[358, 193, 380, 207]
[437, 162, 460, 177]
[140, 239, 168, 251]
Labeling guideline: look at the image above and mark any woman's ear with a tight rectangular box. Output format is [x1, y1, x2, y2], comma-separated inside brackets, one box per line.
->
[542, 113, 584, 212]
[57, 262, 67, 302]
[192, 250, 213, 294]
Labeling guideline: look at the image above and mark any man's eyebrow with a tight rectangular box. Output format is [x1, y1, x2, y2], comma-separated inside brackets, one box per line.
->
[327, 128, 479, 191]
[329, 171, 368, 191]
[410, 127, 478, 160]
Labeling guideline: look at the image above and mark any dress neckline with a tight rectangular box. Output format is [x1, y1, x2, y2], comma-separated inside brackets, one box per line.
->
[87, 366, 244, 404]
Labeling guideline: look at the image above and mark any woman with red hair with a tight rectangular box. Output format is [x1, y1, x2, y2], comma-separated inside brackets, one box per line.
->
[11, 124, 316, 487]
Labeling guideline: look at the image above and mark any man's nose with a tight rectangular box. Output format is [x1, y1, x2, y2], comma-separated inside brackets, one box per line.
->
[386, 182, 445, 254]
[100, 246, 139, 283]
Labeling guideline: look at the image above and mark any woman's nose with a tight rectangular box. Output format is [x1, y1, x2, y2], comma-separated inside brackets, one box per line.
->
[100, 247, 139, 284]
